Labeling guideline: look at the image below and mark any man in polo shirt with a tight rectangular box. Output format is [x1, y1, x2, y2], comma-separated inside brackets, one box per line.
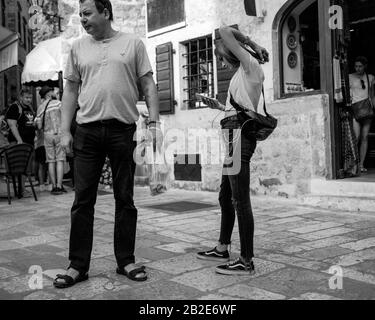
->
[54, 0, 161, 288]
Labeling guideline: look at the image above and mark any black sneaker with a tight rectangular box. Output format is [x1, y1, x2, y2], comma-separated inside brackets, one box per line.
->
[51, 187, 62, 195]
[215, 258, 255, 276]
[59, 186, 67, 193]
[196, 247, 230, 262]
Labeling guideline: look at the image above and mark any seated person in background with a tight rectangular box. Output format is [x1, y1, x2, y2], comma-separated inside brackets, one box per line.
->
[35, 86, 67, 195]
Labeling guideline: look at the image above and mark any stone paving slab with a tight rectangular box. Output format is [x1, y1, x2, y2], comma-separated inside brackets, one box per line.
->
[219, 284, 286, 300]
[324, 248, 375, 267]
[289, 292, 342, 300]
[339, 237, 375, 251]
[0, 187, 374, 300]
[243, 267, 329, 298]
[170, 258, 285, 293]
[315, 277, 375, 300]
[301, 235, 357, 249]
[297, 227, 356, 241]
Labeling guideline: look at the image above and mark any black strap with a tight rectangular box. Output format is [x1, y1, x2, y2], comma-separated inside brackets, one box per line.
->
[366, 73, 371, 96]
[261, 86, 269, 117]
[55, 274, 74, 284]
[41, 100, 52, 131]
[129, 266, 146, 278]
[365, 73, 374, 108]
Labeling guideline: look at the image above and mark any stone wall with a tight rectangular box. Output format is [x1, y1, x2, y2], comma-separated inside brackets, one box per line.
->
[0, 0, 31, 107]
[164, 93, 330, 196]
[59, 0, 145, 37]
[250, 94, 329, 197]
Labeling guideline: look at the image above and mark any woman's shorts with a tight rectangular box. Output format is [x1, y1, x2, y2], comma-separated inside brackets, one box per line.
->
[44, 134, 66, 163]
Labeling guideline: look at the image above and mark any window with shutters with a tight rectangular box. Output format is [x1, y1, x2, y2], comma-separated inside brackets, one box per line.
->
[244, 0, 266, 17]
[147, 0, 185, 37]
[29, 30, 33, 51]
[23, 18, 27, 49]
[18, 61, 23, 88]
[17, 2, 22, 37]
[155, 42, 175, 114]
[4, 74, 8, 109]
[1, 0, 6, 27]
[244, 0, 257, 16]
[182, 35, 214, 109]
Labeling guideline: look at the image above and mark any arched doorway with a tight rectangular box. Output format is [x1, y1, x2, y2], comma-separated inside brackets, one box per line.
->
[272, 0, 337, 179]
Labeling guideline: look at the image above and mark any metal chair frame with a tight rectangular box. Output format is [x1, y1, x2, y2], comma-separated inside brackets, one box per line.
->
[0, 143, 38, 204]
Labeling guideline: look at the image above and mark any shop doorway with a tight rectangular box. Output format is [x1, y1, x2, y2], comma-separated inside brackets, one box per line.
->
[347, 0, 375, 171]
[348, 23, 375, 170]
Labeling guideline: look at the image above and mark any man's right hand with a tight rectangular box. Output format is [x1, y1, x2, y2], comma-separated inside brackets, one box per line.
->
[17, 139, 23, 144]
[61, 132, 73, 154]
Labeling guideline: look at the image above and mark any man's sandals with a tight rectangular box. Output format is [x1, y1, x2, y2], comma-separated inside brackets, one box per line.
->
[53, 265, 147, 288]
[53, 271, 89, 289]
[116, 265, 148, 282]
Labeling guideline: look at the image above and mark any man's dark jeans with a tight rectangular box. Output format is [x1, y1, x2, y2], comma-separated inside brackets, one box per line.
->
[69, 120, 137, 273]
[218, 116, 257, 263]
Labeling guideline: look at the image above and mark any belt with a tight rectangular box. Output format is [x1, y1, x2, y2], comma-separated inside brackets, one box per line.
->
[79, 119, 135, 127]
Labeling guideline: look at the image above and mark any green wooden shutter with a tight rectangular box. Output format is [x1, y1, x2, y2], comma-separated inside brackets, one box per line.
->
[215, 24, 238, 105]
[156, 42, 175, 114]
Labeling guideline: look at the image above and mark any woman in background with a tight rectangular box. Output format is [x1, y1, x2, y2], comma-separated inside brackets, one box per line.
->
[349, 56, 375, 173]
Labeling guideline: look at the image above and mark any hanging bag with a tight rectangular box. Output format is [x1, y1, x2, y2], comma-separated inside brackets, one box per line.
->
[351, 74, 374, 121]
[229, 88, 278, 141]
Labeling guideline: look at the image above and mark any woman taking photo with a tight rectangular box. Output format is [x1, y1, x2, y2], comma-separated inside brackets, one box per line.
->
[349, 56, 375, 173]
[196, 26, 269, 275]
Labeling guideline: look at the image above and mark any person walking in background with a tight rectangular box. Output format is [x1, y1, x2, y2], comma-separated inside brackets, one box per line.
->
[196, 26, 269, 275]
[349, 56, 375, 173]
[34, 116, 48, 192]
[35, 86, 67, 195]
[53, 0, 161, 288]
[99, 156, 113, 189]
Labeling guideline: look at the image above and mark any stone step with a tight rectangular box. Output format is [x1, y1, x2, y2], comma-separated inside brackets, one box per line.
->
[310, 178, 375, 198]
[300, 194, 375, 213]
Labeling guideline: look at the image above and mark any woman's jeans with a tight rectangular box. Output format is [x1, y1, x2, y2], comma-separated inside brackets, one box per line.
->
[218, 116, 257, 262]
[68, 120, 137, 273]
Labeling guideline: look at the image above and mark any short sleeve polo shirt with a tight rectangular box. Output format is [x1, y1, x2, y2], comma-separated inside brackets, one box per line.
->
[64, 32, 153, 124]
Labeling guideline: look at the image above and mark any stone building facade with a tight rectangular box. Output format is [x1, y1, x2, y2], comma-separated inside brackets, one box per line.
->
[0, 0, 34, 111]
[59, 0, 145, 37]
[143, 0, 375, 197]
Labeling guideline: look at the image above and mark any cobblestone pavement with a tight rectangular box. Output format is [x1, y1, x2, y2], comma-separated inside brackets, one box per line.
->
[0, 186, 374, 300]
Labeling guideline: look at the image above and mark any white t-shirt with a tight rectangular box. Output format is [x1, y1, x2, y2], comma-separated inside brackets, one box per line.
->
[225, 53, 265, 117]
[349, 73, 374, 104]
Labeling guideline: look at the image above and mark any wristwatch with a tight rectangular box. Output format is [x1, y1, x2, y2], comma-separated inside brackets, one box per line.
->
[148, 120, 161, 126]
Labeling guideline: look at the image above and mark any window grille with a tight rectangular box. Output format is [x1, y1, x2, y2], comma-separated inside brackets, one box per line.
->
[182, 35, 214, 109]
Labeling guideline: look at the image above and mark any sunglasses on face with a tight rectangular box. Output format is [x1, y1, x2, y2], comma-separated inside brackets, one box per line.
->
[361, 79, 366, 90]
